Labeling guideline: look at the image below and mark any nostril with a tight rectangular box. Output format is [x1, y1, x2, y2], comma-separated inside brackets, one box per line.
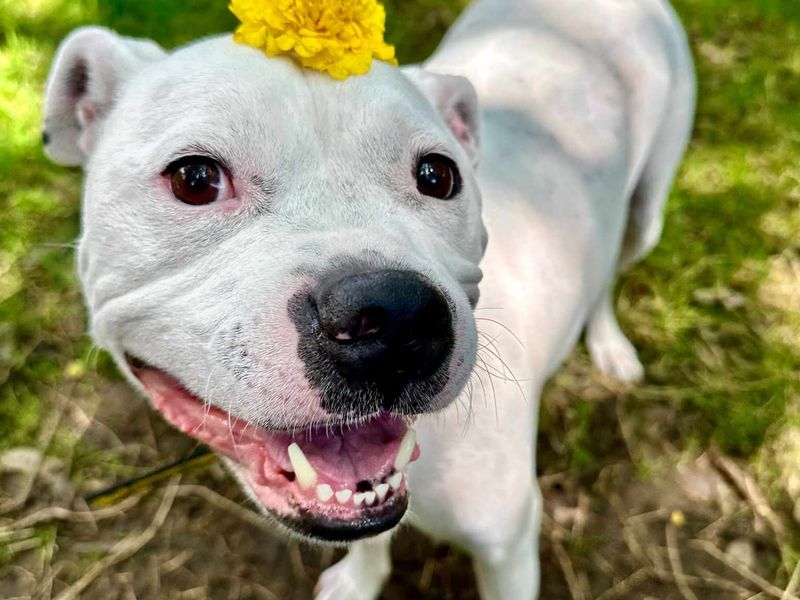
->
[332, 308, 387, 343]
[312, 269, 454, 391]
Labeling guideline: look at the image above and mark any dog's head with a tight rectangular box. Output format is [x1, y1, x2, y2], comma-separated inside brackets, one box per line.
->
[43, 27, 486, 542]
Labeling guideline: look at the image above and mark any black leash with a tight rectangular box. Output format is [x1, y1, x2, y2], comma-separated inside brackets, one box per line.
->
[84, 446, 215, 508]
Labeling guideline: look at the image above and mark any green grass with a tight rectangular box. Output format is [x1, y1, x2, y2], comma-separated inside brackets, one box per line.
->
[535, 1, 800, 474]
[625, 0, 800, 456]
[0, 0, 798, 521]
[1, 1, 799, 596]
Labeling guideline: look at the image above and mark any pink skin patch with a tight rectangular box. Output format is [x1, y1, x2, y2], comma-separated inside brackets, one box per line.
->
[133, 366, 420, 523]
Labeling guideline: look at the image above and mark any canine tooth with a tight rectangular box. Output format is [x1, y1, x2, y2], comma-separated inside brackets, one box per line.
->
[335, 489, 353, 504]
[375, 483, 389, 501]
[287, 443, 317, 490]
[393, 428, 417, 471]
[316, 484, 334, 502]
[353, 492, 366, 507]
[364, 491, 377, 506]
[388, 472, 403, 490]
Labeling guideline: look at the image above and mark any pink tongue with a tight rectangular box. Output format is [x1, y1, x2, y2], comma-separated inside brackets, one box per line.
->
[136, 367, 408, 485]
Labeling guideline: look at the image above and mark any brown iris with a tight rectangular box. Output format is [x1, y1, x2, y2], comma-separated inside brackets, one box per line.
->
[416, 153, 461, 200]
[165, 156, 224, 205]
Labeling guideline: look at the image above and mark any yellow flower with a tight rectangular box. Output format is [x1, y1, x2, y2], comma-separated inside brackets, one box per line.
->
[230, 0, 398, 80]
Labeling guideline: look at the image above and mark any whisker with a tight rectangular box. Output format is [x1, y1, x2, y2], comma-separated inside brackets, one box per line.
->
[458, 382, 475, 436]
[476, 331, 529, 396]
[472, 360, 523, 383]
[475, 351, 499, 422]
[476, 332, 512, 374]
[472, 361, 490, 411]
[474, 316, 525, 349]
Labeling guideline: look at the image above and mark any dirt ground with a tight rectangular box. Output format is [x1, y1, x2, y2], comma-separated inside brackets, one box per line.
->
[1, 368, 796, 600]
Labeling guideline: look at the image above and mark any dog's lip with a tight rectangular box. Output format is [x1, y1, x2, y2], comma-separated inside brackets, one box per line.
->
[233, 459, 411, 542]
[275, 492, 408, 542]
[125, 354, 419, 537]
[123, 354, 417, 434]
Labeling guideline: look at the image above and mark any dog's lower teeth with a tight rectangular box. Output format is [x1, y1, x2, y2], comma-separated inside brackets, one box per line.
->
[388, 472, 403, 490]
[335, 489, 352, 504]
[316, 483, 334, 502]
[293, 435, 414, 506]
[375, 483, 389, 501]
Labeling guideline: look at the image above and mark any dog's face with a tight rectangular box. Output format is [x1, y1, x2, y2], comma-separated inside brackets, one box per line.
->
[43, 28, 485, 541]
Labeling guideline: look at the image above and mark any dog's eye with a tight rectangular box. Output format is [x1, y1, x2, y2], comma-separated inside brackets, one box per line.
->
[164, 156, 230, 206]
[416, 154, 461, 200]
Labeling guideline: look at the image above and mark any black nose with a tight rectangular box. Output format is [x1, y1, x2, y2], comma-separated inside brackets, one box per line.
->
[313, 270, 454, 396]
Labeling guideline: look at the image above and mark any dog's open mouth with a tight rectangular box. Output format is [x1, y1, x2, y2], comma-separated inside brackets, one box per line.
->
[129, 360, 420, 542]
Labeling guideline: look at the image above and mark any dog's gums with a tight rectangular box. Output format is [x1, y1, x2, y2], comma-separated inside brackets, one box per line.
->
[128, 359, 420, 540]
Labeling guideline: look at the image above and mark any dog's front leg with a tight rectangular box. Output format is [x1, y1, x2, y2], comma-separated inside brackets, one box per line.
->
[471, 484, 542, 600]
[586, 286, 645, 383]
[314, 533, 393, 600]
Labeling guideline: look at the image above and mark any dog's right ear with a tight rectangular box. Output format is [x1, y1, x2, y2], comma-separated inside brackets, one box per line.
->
[42, 26, 166, 166]
[402, 66, 481, 167]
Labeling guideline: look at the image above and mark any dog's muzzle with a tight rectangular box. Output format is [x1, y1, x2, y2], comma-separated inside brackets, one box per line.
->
[127, 269, 456, 542]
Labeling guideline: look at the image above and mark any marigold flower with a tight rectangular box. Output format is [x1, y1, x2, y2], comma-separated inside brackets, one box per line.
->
[230, 0, 398, 80]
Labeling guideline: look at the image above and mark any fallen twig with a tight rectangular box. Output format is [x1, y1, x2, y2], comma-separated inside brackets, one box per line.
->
[0, 527, 35, 542]
[695, 566, 757, 597]
[543, 512, 591, 600]
[595, 567, 653, 600]
[4, 537, 42, 555]
[696, 507, 749, 540]
[783, 560, 800, 600]
[708, 449, 787, 543]
[665, 522, 699, 600]
[690, 539, 797, 599]
[3, 495, 140, 533]
[0, 393, 66, 515]
[174, 484, 273, 534]
[54, 478, 179, 600]
[552, 537, 589, 600]
[246, 580, 283, 600]
[657, 569, 758, 596]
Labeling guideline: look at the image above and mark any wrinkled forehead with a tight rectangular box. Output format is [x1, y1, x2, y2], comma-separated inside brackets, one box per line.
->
[112, 37, 449, 163]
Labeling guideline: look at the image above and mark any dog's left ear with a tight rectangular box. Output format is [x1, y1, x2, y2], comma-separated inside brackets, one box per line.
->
[42, 26, 166, 167]
[403, 67, 481, 166]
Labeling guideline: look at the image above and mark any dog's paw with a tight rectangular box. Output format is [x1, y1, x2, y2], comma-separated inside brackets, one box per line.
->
[314, 557, 387, 600]
[587, 331, 644, 383]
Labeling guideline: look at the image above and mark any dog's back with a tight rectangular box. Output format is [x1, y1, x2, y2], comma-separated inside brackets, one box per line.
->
[415, 0, 695, 379]
[395, 5, 695, 598]
[428, 0, 696, 269]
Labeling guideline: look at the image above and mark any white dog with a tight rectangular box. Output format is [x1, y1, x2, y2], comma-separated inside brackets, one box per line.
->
[43, 0, 694, 597]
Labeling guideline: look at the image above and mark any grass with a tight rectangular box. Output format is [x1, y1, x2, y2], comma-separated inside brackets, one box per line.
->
[541, 0, 800, 464]
[0, 0, 799, 597]
[623, 0, 800, 456]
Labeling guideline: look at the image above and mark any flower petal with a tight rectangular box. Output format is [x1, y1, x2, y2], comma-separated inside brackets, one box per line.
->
[229, 0, 398, 79]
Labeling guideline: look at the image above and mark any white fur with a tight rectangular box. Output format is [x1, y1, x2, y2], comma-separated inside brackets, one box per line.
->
[43, 0, 695, 597]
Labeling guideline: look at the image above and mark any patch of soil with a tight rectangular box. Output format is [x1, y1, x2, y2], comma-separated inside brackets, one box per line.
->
[0, 375, 794, 599]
